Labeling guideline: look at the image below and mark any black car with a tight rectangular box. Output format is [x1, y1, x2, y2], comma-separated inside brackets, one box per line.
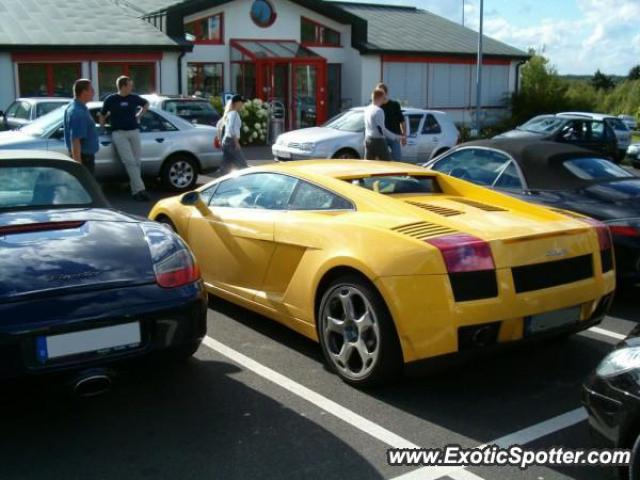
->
[0, 150, 207, 393]
[143, 95, 221, 127]
[583, 325, 640, 479]
[495, 114, 619, 161]
[426, 139, 640, 287]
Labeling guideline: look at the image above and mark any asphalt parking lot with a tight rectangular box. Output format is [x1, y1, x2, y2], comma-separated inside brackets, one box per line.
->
[2, 157, 638, 480]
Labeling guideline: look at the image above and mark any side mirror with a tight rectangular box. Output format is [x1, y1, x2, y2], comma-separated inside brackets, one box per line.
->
[181, 191, 202, 206]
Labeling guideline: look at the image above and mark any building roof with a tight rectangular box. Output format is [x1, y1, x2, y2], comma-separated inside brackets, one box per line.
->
[0, 0, 183, 50]
[334, 2, 529, 58]
[114, 0, 186, 15]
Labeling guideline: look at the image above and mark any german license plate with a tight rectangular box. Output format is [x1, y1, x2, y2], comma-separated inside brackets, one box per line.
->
[36, 322, 141, 363]
[524, 306, 581, 336]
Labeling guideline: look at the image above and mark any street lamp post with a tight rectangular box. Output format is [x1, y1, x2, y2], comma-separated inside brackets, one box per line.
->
[473, 0, 484, 137]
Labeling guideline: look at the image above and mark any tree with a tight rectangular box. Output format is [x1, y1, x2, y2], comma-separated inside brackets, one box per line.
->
[591, 69, 615, 91]
[629, 65, 640, 81]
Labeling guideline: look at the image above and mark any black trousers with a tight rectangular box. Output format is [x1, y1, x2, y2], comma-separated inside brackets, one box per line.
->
[364, 137, 391, 161]
[69, 152, 95, 175]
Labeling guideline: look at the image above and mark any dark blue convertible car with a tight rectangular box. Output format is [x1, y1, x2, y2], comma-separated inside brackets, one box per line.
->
[0, 151, 207, 394]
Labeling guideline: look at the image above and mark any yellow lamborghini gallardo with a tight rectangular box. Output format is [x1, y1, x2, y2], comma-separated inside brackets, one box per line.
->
[149, 161, 615, 386]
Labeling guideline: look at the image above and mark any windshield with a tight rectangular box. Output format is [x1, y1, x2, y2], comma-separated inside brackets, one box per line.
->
[164, 100, 217, 115]
[21, 107, 65, 137]
[563, 157, 634, 181]
[350, 175, 439, 194]
[324, 110, 364, 132]
[606, 117, 629, 131]
[0, 166, 92, 210]
[519, 116, 565, 133]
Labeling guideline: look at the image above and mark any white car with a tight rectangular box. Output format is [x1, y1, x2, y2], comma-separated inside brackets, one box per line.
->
[0, 102, 222, 191]
[272, 107, 459, 164]
[558, 112, 631, 159]
[627, 144, 640, 168]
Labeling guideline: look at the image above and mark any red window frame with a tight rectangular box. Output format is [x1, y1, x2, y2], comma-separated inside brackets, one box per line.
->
[98, 62, 157, 92]
[185, 12, 224, 45]
[300, 17, 341, 48]
[17, 62, 82, 97]
[187, 62, 224, 96]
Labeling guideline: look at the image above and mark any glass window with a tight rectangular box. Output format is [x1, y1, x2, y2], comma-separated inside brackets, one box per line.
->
[187, 63, 223, 97]
[431, 148, 511, 186]
[422, 114, 442, 134]
[493, 162, 523, 190]
[406, 115, 423, 137]
[300, 17, 341, 46]
[563, 157, 633, 180]
[351, 175, 439, 194]
[327, 64, 341, 119]
[607, 118, 628, 131]
[324, 110, 364, 132]
[289, 181, 352, 210]
[185, 13, 223, 43]
[36, 102, 68, 118]
[6, 101, 31, 120]
[519, 116, 565, 134]
[18, 64, 79, 97]
[200, 184, 218, 205]
[21, 107, 65, 137]
[211, 173, 298, 210]
[140, 111, 177, 133]
[232, 63, 256, 99]
[164, 100, 216, 117]
[98, 63, 156, 98]
[0, 166, 92, 209]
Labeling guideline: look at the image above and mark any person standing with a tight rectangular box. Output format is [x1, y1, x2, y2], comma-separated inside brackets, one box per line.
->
[377, 83, 406, 161]
[219, 94, 249, 176]
[364, 88, 402, 161]
[99, 76, 150, 201]
[64, 79, 99, 174]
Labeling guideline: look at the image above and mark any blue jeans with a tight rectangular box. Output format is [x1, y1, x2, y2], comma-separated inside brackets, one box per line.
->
[386, 138, 402, 161]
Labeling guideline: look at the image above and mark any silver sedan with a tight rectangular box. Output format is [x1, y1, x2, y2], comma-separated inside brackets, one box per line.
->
[0, 102, 222, 191]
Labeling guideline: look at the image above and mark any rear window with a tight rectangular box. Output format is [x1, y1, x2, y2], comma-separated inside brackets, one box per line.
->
[0, 166, 92, 209]
[36, 102, 68, 118]
[164, 100, 217, 116]
[563, 157, 633, 180]
[350, 175, 439, 194]
[606, 117, 629, 131]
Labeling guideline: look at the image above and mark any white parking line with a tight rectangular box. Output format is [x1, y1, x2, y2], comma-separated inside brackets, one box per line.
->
[587, 326, 627, 341]
[391, 408, 587, 480]
[203, 336, 593, 480]
[202, 336, 420, 449]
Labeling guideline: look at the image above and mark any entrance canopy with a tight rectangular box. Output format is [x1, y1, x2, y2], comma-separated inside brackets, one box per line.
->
[231, 40, 321, 61]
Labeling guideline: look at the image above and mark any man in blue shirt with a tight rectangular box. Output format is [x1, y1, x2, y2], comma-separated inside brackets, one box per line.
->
[99, 76, 150, 201]
[64, 79, 99, 174]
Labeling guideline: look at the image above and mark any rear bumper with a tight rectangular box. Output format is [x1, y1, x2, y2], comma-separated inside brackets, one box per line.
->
[0, 282, 207, 380]
[376, 268, 616, 363]
[199, 151, 223, 173]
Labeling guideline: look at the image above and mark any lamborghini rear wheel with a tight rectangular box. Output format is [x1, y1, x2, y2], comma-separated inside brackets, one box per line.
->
[318, 275, 402, 387]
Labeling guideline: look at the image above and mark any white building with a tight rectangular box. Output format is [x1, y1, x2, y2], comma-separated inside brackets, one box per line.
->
[0, 0, 528, 129]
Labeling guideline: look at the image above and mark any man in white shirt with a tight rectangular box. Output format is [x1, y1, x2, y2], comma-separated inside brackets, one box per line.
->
[364, 89, 402, 160]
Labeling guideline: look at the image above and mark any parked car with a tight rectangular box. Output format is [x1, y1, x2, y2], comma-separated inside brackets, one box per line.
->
[0, 97, 71, 131]
[627, 144, 640, 168]
[425, 139, 640, 287]
[619, 114, 638, 131]
[272, 107, 459, 163]
[495, 114, 619, 162]
[143, 94, 221, 127]
[150, 160, 614, 386]
[558, 112, 631, 161]
[0, 102, 222, 191]
[0, 150, 207, 391]
[583, 324, 640, 479]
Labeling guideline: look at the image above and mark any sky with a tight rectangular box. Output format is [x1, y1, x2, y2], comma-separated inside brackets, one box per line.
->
[338, 0, 640, 75]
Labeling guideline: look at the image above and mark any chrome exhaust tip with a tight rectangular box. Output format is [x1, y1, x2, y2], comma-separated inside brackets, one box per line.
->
[72, 369, 113, 397]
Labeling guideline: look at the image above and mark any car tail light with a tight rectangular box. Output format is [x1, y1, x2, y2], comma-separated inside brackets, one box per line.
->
[214, 137, 221, 149]
[605, 219, 640, 238]
[426, 234, 495, 272]
[582, 217, 612, 251]
[141, 224, 201, 289]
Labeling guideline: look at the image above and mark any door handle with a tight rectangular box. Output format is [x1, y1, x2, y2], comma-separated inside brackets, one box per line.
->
[155, 138, 165, 143]
[101, 141, 111, 146]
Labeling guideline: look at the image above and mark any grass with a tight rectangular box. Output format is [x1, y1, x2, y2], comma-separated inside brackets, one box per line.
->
[633, 134, 640, 144]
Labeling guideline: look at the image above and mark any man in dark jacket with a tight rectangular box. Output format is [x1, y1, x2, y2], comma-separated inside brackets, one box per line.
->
[377, 83, 406, 161]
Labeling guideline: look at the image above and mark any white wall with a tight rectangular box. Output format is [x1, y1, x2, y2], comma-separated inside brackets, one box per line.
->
[181, 0, 355, 99]
[160, 52, 180, 94]
[359, 55, 381, 106]
[0, 53, 16, 110]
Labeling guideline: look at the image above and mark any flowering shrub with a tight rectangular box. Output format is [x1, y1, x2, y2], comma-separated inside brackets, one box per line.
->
[239, 98, 270, 146]
[209, 97, 270, 145]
